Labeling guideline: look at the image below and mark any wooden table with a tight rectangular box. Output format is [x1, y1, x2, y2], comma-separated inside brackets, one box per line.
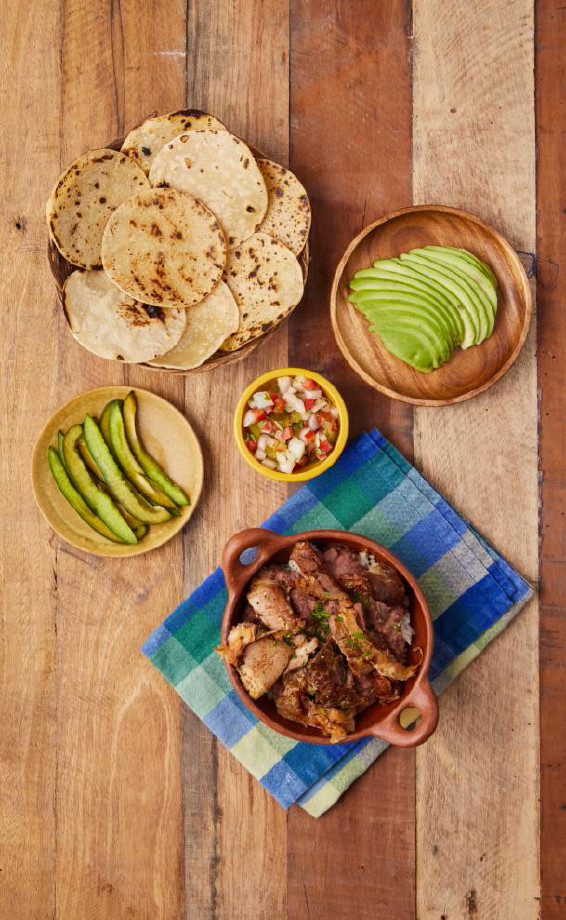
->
[2, 1, 563, 917]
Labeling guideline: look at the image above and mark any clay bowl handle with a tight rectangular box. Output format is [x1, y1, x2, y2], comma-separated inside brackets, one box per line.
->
[370, 678, 439, 748]
[221, 528, 284, 600]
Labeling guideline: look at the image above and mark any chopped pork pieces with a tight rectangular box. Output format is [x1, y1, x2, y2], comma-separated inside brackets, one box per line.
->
[217, 540, 421, 743]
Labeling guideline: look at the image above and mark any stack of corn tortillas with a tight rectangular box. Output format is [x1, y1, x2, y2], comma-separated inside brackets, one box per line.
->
[47, 110, 311, 371]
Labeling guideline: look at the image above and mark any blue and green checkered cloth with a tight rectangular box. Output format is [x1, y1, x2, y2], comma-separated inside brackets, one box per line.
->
[142, 429, 532, 817]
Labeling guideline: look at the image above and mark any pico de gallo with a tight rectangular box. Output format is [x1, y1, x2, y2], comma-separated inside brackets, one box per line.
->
[242, 374, 340, 474]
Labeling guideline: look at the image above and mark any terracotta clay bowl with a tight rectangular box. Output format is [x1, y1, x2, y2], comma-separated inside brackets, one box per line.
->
[220, 527, 439, 747]
[47, 119, 310, 376]
[330, 204, 532, 406]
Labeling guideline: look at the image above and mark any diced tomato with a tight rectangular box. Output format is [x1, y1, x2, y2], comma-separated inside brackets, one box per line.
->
[272, 396, 285, 413]
[282, 426, 293, 440]
[302, 377, 318, 390]
[304, 398, 317, 410]
[319, 437, 332, 453]
[261, 420, 274, 434]
[246, 439, 257, 453]
[255, 410, 266, 422]
[303, 429, 315, 441]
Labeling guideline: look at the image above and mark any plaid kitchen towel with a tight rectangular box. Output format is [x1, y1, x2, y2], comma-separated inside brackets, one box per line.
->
[142, 429, 533, 817]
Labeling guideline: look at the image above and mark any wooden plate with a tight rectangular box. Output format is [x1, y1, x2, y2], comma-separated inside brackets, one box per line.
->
[47, 129, 310, 376]
[330, 205, 532, 406]
[32, 386, 204, 557]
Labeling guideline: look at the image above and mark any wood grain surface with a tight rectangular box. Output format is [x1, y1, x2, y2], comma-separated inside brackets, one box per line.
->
[0, 1, 561, 919]
[536, 1, 566, 915]
[412, 2, 540, 918]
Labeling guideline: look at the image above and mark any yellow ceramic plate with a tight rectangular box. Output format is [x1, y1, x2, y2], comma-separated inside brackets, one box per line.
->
[32, 386, 204, 557]
[234, 367, 349, 482]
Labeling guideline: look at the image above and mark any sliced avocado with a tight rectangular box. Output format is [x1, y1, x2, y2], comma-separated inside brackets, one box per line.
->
[122, 391, 190, 507]
[58, 430, 66, 467]
[398, 253, 480, 348]
[351, 297, 453, 360]
[439, 246, 498, 288]
[48, 446, 128, 544]
[402, 251, 489, 343]
[76, 437, 148, 539]
[359, 308, 448, 370]
[99, 400, 118, 446]
[421, 246, 497, 327]
[410, 248, 494, 338]
[369, 321, 440, 373]
[349, 289, 456, 350]
[349, 276, 460, 346]
[108, 402, 179, 512]
[83, 415, 172, 524]
[366, 259, 467, 345]
[61, 427, 138, 543]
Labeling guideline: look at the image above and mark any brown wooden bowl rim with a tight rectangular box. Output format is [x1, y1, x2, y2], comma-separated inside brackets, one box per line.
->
[220, 527, 439, 747]
[330, 203, 533, 407]
[47, 123, 310, 376]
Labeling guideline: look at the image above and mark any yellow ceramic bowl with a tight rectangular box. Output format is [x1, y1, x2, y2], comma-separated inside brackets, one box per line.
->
[234, 367, 349, 482]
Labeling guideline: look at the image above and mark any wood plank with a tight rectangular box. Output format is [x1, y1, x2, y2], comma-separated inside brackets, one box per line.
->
[52, 2, 187, 918]
[0, 1, 61, 917]
[183, 3, 290, 918]
[412, 2, 539, 918]
[287, 3, 415, 919]
[535, 1, 566, 914]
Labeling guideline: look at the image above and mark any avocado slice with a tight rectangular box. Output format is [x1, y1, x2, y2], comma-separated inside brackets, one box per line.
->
[397, 253, 480, 348]
[48, 446, 129, 544]
[76, 436, 148, 539]
[106, 402, 179, 512]
[349, 276, 460, 346]
[436, 246, 498, 288]
[402, 251, 489, 343]
[360, 308, 449, 371]
[368, 319, 441, 373]
[122, 391, 190, 507]
[421, 246, 497, 327]
[351, 296, 453, 360]
[83, 415, 173, 524]
[349, 289, 456, 350]
[61, 427, 138, 543]
[409, 249, 493, 339]
[366, 260, 467, 346]
[99, 400, 117, 446]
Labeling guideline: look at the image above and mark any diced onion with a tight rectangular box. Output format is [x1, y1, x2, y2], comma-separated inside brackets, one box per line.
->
[261, 458, 277, 470]
[277, 451, 296, 474]
[253, 390, 273, 409]
[311, 398, 326, 413]
[277, 376, 292, 393]
[305, 388, 323, 399]
[257, 434, 268, 451]
[243, 409, 256, 427]
[288, 437, 306, 460]
[329, 405, 339, 419]
[285, 392, 305, 414]
[255, 448, 266, 460]
[308, 414, 320, 430]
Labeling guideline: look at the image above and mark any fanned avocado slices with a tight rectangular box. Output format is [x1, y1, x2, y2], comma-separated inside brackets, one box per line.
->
[48, 445, 130, 544]
[122, 391, 190, 507]
[349, 245, 498, 373]
[83, 415, 173, 524]
[61, 426, 139, 543]
[351, 273, 462, 346]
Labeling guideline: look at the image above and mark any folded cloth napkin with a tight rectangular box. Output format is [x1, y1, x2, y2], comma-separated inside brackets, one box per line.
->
[142, 429, 533, 817]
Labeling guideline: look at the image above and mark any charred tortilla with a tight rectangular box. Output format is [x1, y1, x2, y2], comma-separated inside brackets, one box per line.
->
[148, 281, 239, 369]
[63, 269, 186, 362]
[256, 158, 311, 255]
[149, 129, 267, 248]
[121, 109, 227, 175]
[219, 232, 304, 352]
[46, 149, 150, 269]
[100, 187, 226, 308]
